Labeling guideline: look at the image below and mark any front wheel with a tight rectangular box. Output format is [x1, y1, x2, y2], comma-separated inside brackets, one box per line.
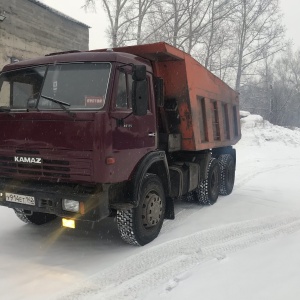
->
[117, 174, 166, 246]
[14, 209, 57, 225]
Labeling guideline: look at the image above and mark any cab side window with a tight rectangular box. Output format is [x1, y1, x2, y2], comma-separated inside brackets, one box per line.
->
[116, 71, 133, 110]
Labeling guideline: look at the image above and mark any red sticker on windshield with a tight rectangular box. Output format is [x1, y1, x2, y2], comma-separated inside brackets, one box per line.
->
[85, 96, 104, 107]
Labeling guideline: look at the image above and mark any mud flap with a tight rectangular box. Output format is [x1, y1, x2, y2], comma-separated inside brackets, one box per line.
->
[165, 196, 175, 219]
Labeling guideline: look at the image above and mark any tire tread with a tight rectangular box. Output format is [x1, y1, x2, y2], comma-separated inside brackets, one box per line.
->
[218, 154, 235, 196]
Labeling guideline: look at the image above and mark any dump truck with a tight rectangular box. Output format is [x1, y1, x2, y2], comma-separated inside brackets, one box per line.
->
[0, 42, 241, 245]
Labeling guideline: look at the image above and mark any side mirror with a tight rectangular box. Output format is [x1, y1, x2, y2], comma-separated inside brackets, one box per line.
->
[132, 65, 146, 81]
[132, 80, 148, 116]
[27, 98, 37, 109]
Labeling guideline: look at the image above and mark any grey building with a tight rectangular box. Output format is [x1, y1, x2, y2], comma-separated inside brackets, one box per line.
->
[0, 0, 89, 68]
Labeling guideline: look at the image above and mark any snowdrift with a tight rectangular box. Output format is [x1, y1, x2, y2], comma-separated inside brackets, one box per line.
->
[239, 111, 300, 147]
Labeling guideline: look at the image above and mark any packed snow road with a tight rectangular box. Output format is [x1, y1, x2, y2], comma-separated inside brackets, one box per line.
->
[1, 115, 300, 300]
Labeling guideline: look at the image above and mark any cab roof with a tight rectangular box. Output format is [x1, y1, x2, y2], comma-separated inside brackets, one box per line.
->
[2, 51, 150, 72]
[2, 42, 186, 72]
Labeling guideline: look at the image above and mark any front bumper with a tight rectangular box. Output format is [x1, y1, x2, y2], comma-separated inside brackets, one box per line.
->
[0, 178, 110, 222]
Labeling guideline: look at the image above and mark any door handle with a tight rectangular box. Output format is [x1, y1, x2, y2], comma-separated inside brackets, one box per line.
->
[148, 132, 156, 137]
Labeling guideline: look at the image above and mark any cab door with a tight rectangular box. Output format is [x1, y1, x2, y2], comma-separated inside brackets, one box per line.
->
[109, 68, 157, 181]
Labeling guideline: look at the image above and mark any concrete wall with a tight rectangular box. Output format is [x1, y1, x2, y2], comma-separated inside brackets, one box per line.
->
[0, 0, 89, 68]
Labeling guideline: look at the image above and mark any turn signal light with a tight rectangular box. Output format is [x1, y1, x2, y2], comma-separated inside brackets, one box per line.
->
[106, 157, 116, 165]
[80, 202, 85, 215]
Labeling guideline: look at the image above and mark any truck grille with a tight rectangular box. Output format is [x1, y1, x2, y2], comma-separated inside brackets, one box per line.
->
[0, 154, 92, 181]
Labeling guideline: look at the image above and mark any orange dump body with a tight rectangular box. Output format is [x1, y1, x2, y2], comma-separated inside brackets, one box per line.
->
[110, 42, 241, 151]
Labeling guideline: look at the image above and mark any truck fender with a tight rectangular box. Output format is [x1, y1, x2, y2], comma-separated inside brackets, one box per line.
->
[128, 151, 174, 220]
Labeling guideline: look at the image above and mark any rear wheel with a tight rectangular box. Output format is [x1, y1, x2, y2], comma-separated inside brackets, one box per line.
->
[14, 209, 57, 225]
[193, 158, 220, 205]
[117, 174, 166, 246]
[218, 154, 235, 195]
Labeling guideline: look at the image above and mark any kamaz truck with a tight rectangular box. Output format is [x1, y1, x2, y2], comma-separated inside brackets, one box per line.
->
[0, 42, 241, 245]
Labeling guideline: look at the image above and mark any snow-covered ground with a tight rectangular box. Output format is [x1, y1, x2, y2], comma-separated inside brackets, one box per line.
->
[1, 114, 300, 300]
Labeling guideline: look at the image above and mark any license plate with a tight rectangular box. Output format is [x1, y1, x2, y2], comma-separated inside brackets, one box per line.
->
[5, 193, 35, 206]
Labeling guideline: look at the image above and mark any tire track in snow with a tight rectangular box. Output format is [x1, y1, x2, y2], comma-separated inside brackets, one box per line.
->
[161, 159, 300, 234]
[235, 163, 296, 190]
[162, 163, 295, 236]
[161, 202, 203, 234]
[56, 213, 300, 300]
[164, 161, 300, 234]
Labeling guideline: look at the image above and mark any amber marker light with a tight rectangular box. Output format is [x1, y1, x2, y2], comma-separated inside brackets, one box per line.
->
[106, 157, 116, 165]
[80, 202, 85, 215]
[62, 218, 75, 229]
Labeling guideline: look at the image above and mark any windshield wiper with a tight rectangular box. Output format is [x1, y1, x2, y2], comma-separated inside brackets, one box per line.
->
[40, 95, 74, 117]
[41, 95, 71, 107]
[0, 106, 11, 112]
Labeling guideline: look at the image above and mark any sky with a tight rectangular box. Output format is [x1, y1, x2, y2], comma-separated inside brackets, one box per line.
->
[281, 0, 300, 48]
[39, 0, 108, 50]
[39, 0, 300, 51]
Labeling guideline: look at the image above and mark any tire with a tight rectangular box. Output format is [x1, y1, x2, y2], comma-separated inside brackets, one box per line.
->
[117, 174, 166, 246]
[218, 154, 235, 195]
[193, 158, 220, 205]
[14, 209, 57, 225]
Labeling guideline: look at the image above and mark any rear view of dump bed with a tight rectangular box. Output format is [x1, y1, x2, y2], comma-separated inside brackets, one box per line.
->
[109, 42, 241, 151]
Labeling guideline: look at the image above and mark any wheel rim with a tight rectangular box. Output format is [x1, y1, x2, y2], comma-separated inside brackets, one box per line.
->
[142, 191, 163, 229]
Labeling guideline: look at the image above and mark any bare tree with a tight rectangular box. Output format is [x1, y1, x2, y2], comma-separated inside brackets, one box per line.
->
[178, 0, 209, 53]
[84, 0, 132, 47]
[84, 0, 287, 95]
[239, 54, 275, 121]
[233, 0, 285, 91]
[145, 0, 212, 53]
[187, 0, 238, 85]
[239, 46, 300, 127]
[201, 0, 238, 69]
[163, 0, 191, 48]
[138, 1, 175, 44]
[134, 0, 156, 44]
[271, 48, 300, 126]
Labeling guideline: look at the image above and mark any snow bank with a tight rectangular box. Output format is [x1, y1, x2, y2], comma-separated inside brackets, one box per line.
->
[238, 113, 300, 147]
[239, 110, 251, 118]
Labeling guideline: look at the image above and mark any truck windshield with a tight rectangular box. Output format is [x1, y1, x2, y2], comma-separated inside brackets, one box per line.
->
[0, 63, 111, 110]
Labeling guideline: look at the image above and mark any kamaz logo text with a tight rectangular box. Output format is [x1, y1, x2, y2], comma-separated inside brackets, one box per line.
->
[14, 157, 42, 164]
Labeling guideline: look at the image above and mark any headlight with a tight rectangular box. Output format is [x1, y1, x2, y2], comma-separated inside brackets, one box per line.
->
[62, 199, 79, 213]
